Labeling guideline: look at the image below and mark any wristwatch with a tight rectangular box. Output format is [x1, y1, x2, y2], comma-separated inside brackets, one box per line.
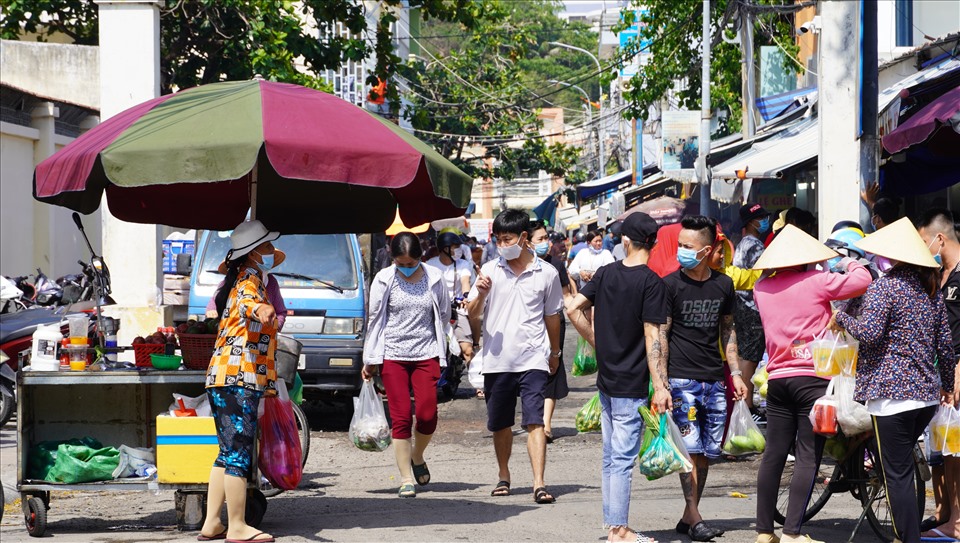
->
[730, 370, 743, 377]
[550, 350, 562, 358]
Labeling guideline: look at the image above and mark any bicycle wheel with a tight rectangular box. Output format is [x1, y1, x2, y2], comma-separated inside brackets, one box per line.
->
[856, 440, 924, 543]
[774, 456, 838, 525]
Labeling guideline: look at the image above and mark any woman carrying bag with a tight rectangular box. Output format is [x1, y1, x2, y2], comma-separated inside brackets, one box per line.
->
[361, 232, 451, 498]
[199, 220, 282, 543]
[751, 225, 872, 543]
[832, 218, 957, 543]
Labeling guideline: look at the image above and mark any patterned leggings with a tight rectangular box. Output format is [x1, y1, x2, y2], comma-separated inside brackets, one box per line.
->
[208, 386, 263, 479]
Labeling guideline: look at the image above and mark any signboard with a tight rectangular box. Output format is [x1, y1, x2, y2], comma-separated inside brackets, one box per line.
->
[467, 219, 493, 242]
[633, 118, 643, 184]
[661, 110, 700, 180]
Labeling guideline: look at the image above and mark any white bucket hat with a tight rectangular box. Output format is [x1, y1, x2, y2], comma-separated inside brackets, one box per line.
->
[217, 220, 280, 273]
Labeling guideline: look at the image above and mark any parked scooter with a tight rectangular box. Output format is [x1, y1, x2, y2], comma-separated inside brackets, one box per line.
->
[0, 352, 15, 427]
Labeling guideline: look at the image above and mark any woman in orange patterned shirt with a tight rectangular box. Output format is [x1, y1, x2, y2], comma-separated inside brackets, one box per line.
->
[200, 220, 280, 543]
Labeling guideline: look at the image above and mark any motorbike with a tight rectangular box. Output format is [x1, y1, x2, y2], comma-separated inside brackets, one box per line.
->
[0, 352, 15, 427]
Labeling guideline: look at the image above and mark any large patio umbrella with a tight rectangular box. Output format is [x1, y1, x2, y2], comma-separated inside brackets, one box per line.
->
[33, 79, 473, 233]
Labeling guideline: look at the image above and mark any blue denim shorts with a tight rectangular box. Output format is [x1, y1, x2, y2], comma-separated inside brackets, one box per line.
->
[669, 378, 727, 458]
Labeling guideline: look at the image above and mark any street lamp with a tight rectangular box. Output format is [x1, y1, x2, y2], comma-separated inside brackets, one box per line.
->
[549, 79, 600, 177]
[548, 41, 604, 177]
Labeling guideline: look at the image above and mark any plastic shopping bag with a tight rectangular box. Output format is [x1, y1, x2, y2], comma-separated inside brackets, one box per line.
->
[834, 374, 871, 436]
[575, 392, 602, 433]
[47, 443, 121, 484]
[810, 330, 859, 378]
[722, 400, 766, 455]
[637, 413, 693, 481]
[467, 352, 485, 390]
[809, 379, 839, 437]
[167, 393, 212, 417]
[942, 405, 960, 456]
[572, 336, 597, 376]
[638, 405, 660, 457]
[258, 380, 303, 490]
[349, 380, 392, 452]
[752, 365, 769, 398]
[929, 404, 952, 453]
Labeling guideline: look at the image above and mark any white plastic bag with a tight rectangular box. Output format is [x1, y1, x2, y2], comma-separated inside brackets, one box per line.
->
[167, 393, 211, 417]
[941, 405, 960, 456]
[467, 352, 484, 390]
[112, 445, 156, 479]
[349, 380, 392, 452]
[809, 378, 839, 437]
[722, 399, 766, 455]
[929, 404, 952, 453]
[834, 375, 871, 436]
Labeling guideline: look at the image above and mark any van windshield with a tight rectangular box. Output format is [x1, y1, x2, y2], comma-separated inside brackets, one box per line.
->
[197, 232, 358, 290]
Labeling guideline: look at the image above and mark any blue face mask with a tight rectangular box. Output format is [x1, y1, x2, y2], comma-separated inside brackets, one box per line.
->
[757, 218, 771, 234]
[396, 262, 420, 277]
[929, 237, 943, 266]
[677, 247, 706, 270]
[534, 241, 550, 256]
[254, 251, 274, 274]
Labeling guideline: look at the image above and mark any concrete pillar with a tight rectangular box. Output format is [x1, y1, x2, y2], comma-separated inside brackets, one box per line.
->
[96, 0, 168, 347]
[817, 1, 863, 241]
[31, 102, 59, 272]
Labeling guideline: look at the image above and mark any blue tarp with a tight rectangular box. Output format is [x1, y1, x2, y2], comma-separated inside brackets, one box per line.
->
[756, 86, 816, 122]
[575, 170, 633, 202]
[533, 193, 559, 226]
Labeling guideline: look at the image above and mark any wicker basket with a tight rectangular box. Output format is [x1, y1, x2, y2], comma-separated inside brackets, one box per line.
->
[132, 343, 165, 367]
[178, 333, 217, 370]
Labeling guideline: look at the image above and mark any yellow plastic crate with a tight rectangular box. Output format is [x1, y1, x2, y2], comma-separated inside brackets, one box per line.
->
[156, 416, 219, 484]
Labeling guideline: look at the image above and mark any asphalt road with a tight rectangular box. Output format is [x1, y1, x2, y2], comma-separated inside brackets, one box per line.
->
[0, 323, 931, 542]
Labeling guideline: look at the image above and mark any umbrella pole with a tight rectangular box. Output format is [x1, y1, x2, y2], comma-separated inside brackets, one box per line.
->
[249, 163, 258, 220]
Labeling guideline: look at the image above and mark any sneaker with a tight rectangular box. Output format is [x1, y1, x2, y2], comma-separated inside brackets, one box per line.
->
[755, 534, 780, 543]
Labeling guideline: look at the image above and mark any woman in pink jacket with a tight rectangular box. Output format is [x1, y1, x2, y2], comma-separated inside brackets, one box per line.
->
[751, 225, 872, 543]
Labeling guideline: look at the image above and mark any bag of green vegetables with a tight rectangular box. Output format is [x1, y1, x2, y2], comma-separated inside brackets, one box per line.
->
[637, 412, 693, 481]
[721, 399, 766, 455]
[572, 336, 597, 376]
[575, 393, 602, 433]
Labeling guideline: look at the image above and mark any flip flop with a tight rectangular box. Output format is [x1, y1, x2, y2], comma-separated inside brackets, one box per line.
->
[922, 517, 947, 532]
[225, 534, 275, 543]
[921, 528, 960, 542]
[398, 483, 416, 498]
[544, 431, 554, 444]
[411, 461, 431, 485]
[197, 529, 228, 541]
[533, 486, 556, 504]
[491, 480, 511, 496]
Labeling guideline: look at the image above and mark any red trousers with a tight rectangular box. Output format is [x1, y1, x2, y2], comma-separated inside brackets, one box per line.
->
[380, 358, 440, 439]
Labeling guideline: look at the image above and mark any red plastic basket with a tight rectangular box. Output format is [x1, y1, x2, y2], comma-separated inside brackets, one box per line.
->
[177, 333, 217, 370]
[132, 343, 165, 367]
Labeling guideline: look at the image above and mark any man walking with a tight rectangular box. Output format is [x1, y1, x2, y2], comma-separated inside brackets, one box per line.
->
[735, 203, 770, 412]
[566, 212, 670, 543]
[662, 216, 748, 541]
[467, 209, 563, 504]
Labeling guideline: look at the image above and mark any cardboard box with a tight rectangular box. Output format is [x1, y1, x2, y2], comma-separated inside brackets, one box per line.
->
[162, 290, 188, 305]
[156, 415, 218, 483]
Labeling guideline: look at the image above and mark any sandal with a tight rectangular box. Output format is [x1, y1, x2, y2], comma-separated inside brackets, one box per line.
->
[491, 480, 511, 496]
[921, 528, 960, 542]
[533, 486, 556, 504]
[411, 461, 431, 485]
[545, 431, 554, 444]
[198, 529, 228, 541]
[398, 482, 416, 498]
[689, 521, 724, 541]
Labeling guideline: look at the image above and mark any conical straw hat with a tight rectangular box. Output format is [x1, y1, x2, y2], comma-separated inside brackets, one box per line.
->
[752, 224, 838, 270]
[855, 217, 939, 268]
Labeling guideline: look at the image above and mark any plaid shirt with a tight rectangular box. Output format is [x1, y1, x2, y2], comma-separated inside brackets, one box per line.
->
[205, 267, 277, 392]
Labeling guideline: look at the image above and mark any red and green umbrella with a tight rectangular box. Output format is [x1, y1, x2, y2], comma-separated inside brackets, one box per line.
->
[34, 79, 473, 233]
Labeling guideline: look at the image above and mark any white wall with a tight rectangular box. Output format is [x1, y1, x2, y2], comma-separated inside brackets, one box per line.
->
[0, 122, 102, 279]
[877, 0, 960, 61]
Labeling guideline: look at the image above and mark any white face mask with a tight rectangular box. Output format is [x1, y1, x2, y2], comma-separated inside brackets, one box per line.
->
[499, 241, 523, 261]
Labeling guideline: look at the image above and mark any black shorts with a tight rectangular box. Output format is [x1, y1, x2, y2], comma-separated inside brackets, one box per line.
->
[544, 320, 569, 400]
[735, 300, 766, 363]
[484, 370, 549, 431]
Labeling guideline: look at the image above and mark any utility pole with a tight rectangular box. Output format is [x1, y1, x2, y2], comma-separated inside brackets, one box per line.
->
[818, 1, 866, 240]
[698, 0, 712, 217]
[741, 4, 756, 137]
[549, 42, 604, 178]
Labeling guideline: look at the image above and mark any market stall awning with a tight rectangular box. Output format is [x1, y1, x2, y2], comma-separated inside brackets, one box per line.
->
[576, 170, 633, 202]
[882, 86, 960, 154]
[756, 86, 817, 122]
[879, 56, 960, 116]
[711, 118, 818, 179]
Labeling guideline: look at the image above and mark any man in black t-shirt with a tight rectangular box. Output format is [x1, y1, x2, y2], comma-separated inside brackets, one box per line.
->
[566, 212, 669, 543]
[918, 210, 960, 539]
[663, 215, 748, 541]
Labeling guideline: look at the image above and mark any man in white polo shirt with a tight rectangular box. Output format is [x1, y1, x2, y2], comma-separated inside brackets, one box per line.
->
[467, 209, 564, 505]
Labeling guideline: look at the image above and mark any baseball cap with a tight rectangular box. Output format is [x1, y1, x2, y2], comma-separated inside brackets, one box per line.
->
[739, 203, 769, 224]
[621, 212, 659, 244]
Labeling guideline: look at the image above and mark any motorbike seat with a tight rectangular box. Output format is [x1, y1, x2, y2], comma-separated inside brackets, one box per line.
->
[0, 308, 65, 344]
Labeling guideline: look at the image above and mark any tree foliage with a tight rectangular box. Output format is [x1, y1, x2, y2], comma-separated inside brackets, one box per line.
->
[613, 0, 802, 134]
[400, 0, 594, 183]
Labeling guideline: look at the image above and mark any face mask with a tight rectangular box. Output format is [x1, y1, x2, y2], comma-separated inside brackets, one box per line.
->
[589, 246, 603, 255]
[396, 262, 420, 277]
[499, 240, 523, 261]
[929, 237, 943, 266]
[534, 241, 550, 257]
[253, 251, 274, 274]
[757, 218, 771, 234]
[677, 247, 707, 270]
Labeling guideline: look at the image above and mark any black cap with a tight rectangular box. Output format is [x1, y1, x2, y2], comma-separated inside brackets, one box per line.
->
[740, 203, 769, 224]
[621, 212, 659, 244]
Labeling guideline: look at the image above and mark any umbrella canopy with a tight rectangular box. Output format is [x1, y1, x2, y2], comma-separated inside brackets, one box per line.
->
[34, 79, 472, 233]
[385, 210, 429, 235]
[882, 86, 960, 154]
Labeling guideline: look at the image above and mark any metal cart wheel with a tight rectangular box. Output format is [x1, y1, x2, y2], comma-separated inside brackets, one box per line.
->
[24, 496, 47, 537]
[245, 488, 267, 528]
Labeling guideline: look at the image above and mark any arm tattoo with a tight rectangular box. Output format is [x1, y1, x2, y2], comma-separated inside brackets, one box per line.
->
[653, 319, 671, 389]
[720, 315, 740, 372]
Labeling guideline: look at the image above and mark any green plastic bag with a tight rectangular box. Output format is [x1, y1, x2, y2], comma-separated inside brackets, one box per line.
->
[637, 405, 660, 457]
[290, 372, 304, 405]
[572, 336, 597, 376]
[637, 413, 693, 481]
[46, 443, 120, 483]
[575, 392, 602, 433]
[28, 437, 102, 481]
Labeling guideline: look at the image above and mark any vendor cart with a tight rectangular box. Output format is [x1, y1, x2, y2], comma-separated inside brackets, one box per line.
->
[15, 368, 268, 538]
